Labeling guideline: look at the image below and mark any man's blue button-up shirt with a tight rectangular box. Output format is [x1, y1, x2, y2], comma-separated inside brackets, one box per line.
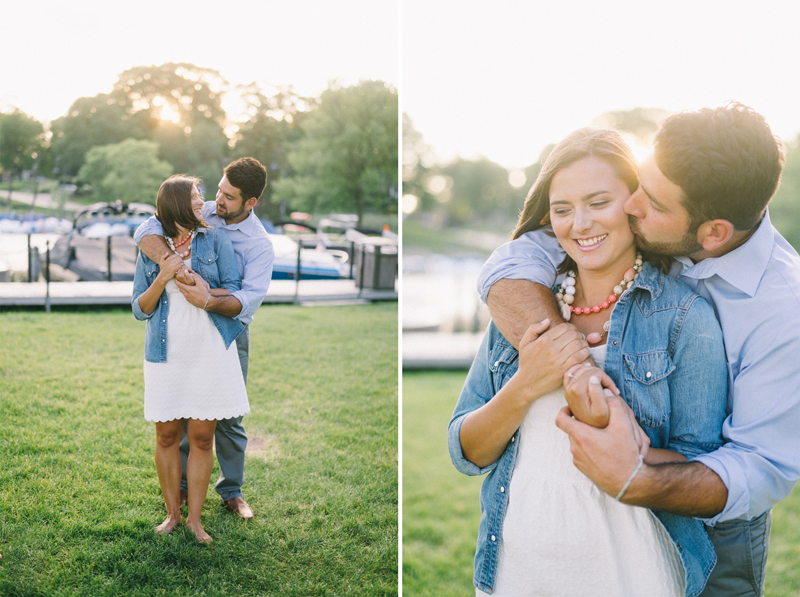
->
[134, 202, 274, 325]
[477, 210, 800, 524]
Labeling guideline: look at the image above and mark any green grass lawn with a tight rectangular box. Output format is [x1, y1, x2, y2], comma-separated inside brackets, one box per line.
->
[0, 303, 398, 597]
[402, 371, 800, 597]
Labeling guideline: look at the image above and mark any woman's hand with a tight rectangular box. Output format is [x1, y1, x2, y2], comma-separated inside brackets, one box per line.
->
[157, 253, 183, 282]
[563, 364, 616, 428]
[513, 319, 591, 403]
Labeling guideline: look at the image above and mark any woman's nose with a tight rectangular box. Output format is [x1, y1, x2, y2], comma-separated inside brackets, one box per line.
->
[573, 208, 592, 232]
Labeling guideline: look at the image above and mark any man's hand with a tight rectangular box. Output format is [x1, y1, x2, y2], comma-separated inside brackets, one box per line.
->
[175, 264, 196, 285]
[514, 319, 591, 400]
[175, 272, 211, 308]
[555, 395, 645, 497]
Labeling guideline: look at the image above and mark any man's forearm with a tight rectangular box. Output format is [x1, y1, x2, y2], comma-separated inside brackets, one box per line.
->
[486, 279, 563, 349]
[138, 234, 170, 262]
[206, 294, 242, 318]
[621, 460, 728, 518]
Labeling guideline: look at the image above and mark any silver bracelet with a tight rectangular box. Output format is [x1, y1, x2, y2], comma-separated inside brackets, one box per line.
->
[615, 454, 644, 501]
[203, 294, 211, 310]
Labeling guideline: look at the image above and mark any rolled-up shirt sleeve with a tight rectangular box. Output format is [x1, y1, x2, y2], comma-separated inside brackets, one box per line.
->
[694, 327, 800, 525]
[231, 238, 274, 323]
[133, 216, 164, 245]
[477, 228, 565, 303]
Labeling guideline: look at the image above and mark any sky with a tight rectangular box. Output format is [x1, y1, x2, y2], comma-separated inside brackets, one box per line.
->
[1, 0, 398, 125]
[403, 0, 800, 168]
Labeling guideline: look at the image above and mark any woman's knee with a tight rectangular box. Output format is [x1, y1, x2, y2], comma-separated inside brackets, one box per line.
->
[190, 433, 215, 451]
[155, 422, 182, 447]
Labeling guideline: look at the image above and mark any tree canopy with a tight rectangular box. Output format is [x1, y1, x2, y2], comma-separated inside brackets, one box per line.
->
[274, 81, 398, 225]
[78, 138, 173, 205]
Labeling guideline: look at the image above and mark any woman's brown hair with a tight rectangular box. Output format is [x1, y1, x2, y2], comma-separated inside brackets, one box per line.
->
[155, 175, 210, 239]
[511, 128, 667, 273]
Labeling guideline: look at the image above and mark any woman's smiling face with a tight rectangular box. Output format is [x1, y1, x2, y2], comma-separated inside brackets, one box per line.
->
[549, 156, 637, 275]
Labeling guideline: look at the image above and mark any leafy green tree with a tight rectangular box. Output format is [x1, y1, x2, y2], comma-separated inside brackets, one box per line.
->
[232, 84, 315, 220]
[111, 63, 228, 126]
[50, 93, 149, 179]
[770, 134, 800, 251]
[402, 113, 438, 216]
[0, 109, 45, 207]
[440, 157, 520, 225]
[78, 139, 173, 205]
[274, 81, 398, 225]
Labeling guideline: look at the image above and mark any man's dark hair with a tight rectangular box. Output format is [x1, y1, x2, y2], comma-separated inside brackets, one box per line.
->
[224, 157, 267, 203]
[654, 102, 784, 231]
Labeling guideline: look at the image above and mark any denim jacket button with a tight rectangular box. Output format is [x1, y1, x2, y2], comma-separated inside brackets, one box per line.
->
[500, 486, 505, 493]
[491, 535, 496, 542]
[646, 371, 652, 379]
[612, 340, 618, 346]
[494, 361, 499, 368]
[511, 437, 515, 442]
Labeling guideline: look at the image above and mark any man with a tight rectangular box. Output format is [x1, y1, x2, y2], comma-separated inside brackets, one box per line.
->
[134, 157, 274, 520]
[477, 103, 800, 595]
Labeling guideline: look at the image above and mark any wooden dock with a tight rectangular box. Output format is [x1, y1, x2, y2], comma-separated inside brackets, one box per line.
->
[0, 278, 397, 308]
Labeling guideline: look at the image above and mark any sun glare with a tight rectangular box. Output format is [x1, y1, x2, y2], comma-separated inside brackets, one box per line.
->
[159, 104, 181, 123]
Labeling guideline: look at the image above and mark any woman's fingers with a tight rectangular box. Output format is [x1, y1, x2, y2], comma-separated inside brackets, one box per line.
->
[520, 318, 552, 350]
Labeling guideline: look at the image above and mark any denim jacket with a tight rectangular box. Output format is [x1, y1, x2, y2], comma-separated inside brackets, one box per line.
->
[131, 227, 245, 362]
[448, 262, 728, 597]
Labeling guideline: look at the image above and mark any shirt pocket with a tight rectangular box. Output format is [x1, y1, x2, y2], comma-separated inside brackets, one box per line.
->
[196, 251, 220, 287]
[145, 263, 159, 281]
[622, 351, 675, 428]
[489, 343, 519, 392]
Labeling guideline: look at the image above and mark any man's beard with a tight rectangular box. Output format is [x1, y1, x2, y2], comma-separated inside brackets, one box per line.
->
[629, 215, 703, 257]
[217, 202, 246, 222]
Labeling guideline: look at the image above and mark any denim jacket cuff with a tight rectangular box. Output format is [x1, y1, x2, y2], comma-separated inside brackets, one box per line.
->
[448, 414, 498, 476]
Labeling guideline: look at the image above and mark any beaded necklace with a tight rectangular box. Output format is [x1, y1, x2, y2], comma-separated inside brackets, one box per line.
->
[555, 252, 643, 342]
[165, 229, 196, 259]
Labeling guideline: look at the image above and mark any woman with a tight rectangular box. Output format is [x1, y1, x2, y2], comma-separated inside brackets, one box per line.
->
[132, 175, 249, 543]
[448, 129, 728, 597]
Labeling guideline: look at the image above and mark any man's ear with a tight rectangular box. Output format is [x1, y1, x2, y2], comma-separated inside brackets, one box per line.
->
[696, 219, 735, 252]
[245, 197, 258, 212]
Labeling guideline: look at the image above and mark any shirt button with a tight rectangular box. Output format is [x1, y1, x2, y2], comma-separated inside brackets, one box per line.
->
[500, 486, 505, 493]
[511, 437, 515, 442]
[494, 361, 499, 367]
[491, 535, 496, 542]
[646, 371, 652, 379]
[612, 340, 618, 346]
[162, 339, 165, 342]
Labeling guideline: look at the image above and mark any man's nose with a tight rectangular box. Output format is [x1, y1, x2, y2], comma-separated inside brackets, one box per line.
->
[624, 188, 645, 218]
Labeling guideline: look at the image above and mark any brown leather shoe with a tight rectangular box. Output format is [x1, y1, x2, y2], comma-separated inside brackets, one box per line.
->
[222, 497, 254, 520]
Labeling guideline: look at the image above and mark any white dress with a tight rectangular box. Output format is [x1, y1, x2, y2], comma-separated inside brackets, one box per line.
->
[143, 261, 249, 422]
[478, 345, 685, 597]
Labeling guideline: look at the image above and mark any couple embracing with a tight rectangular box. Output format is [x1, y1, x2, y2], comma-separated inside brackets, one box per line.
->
[450, 103, 800, 596]
[131, 157, 274, 543]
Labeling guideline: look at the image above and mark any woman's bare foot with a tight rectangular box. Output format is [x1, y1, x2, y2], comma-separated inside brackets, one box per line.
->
[155, 514, 181, 535]
[186, 519, 212, 544]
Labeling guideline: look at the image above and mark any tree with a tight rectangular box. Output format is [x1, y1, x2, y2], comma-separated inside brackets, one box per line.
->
[770, 134, 800, 251]
[274, 81, 398, 225]
[593, 107, 670, 149]
[50, 93, 149, 179]
[231, 84, 316, 220]
[402, 113, 438, 216]
[111, 63, 228, 127]
[78, 139, 173, 205]
[0, 109, 45, 207]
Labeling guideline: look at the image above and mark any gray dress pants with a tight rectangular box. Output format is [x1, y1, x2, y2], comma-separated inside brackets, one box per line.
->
[700, 510, 771, 597]
[180, 325, 250, 501]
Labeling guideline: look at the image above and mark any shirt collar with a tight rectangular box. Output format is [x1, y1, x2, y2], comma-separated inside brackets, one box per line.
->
[674, 209, 774, 297]
[206, 203, 257, 237]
